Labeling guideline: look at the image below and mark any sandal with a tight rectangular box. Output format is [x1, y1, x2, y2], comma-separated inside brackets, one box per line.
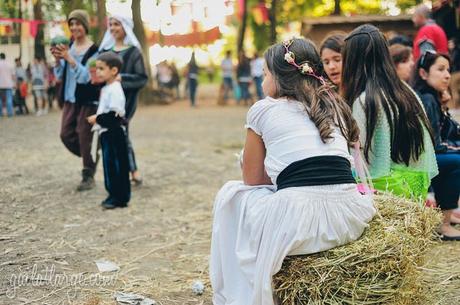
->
[441, 235, 460, 241]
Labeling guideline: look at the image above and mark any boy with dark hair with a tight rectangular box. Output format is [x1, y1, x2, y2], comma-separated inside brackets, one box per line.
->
[87, 52, 130, 209]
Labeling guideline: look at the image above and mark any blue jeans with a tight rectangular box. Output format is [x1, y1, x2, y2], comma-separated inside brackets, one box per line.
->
[253, 76, 264, 100]
[432, 152, 460, 210]
[222, 77, 233, 100]
[0, 88, 14, 117]
[238, 82, 251, 103]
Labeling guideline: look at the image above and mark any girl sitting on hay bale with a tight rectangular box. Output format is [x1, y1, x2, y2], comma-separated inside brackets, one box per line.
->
[209, 38, 376, 305]
[341, 24, 438, 203]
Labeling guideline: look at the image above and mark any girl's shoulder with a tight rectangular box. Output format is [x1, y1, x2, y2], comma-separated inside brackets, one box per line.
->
[246, 97, 280, 135]
[247, 96, 286, 114]
[247, 97, 300, 124]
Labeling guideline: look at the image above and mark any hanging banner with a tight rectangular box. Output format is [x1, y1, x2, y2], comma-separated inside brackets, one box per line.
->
[0, 17, 67, 39]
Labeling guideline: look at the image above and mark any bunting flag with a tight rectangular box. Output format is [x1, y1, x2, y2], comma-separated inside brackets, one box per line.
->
[237, 0, 246, 20]
[0, 23, 14, 36]
[0, 17, 48, 24]
[252, 3, 269, 25]
[0, 17, 67, 39]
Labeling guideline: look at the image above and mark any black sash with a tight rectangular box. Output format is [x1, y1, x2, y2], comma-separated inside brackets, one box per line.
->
[276, 156, 356, 191]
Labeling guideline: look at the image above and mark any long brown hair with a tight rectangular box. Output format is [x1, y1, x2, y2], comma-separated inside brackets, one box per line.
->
[264, 38, 359, 145]
[341, 24, 433, 165]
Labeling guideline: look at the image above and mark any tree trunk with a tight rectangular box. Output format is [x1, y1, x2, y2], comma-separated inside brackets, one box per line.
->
[96, 0, 107, 42]
[33, 0, 46, 60]
[237, 0, 248, 54]
[18, 0, 22, 59]
[269, 0, 277, 44]
[333, 0, 341, 15]
[131, 0, 152, 84]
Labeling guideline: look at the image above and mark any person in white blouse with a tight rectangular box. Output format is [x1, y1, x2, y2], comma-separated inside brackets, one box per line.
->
[210, 38, 375, 305]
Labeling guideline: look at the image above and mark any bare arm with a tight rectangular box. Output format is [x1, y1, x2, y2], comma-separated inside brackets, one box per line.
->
[242, 129, 272, 185]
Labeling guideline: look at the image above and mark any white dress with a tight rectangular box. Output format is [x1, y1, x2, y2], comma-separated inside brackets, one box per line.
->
[210, 97, 376, 305]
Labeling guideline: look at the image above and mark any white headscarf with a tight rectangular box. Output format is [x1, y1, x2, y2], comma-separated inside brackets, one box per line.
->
[99, 15, 141, 51]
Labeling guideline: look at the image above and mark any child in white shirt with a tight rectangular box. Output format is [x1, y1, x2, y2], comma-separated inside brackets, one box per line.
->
[88, 52, 130, 209]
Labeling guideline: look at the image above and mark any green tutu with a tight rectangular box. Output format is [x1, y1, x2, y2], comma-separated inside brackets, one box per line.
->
[371, 166, 430, 202]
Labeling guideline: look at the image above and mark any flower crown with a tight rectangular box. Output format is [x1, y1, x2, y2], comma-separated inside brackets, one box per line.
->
[282, 38, 338, 102]
[283, 39, 315, 76]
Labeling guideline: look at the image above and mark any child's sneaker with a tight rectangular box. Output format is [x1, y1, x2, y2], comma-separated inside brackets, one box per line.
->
[101, 197, 127, 209]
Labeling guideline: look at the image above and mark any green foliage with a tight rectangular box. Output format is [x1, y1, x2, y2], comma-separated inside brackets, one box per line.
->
[221, 27, 239, 59]
[278, 0, 319, 21]
[249, 14, 271, 53]
[396, 0, 421, 13]
[0, 0, 19, 18]
[311, 0, 385, 17]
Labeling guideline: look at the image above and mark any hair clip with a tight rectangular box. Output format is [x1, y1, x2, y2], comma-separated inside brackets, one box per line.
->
[419, 50, 437, 67]
[300, 62, 314, 74]
[284, 51, 296, 64]
[283, 39, 294, 48]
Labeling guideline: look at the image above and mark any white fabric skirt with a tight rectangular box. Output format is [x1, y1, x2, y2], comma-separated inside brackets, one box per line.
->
[210, 181, 376, 305]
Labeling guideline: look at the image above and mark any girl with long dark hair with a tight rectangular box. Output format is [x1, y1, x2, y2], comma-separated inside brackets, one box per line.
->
[210, 38, 375, 305]
[320, 32, 346, 88]
[341, 24, 438, 201]
[389, 43, 415, 83]
[413, 51, 460, 240]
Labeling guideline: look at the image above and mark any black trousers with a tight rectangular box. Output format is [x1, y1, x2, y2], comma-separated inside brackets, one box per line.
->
[100, 127, 131, 205]
[432, 152, 460, 210]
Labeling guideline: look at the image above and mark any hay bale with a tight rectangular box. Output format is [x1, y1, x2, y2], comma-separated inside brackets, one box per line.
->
[273, 193, 443, 305]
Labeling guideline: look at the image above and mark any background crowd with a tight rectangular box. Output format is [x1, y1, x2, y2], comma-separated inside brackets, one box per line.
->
[0, 54, 58, 117]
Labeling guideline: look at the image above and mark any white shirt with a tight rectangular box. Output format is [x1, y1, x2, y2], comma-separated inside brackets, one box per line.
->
[94, 81, 126, 134]
[250, 57, 264, 78]
[245, 97, 352, 184]
[0, 60, 15, 89]
[31, 63, 47, 90]
[221, 58, 233, 78]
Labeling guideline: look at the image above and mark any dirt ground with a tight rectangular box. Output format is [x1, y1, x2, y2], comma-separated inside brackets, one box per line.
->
[0, 85, 459, 305]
